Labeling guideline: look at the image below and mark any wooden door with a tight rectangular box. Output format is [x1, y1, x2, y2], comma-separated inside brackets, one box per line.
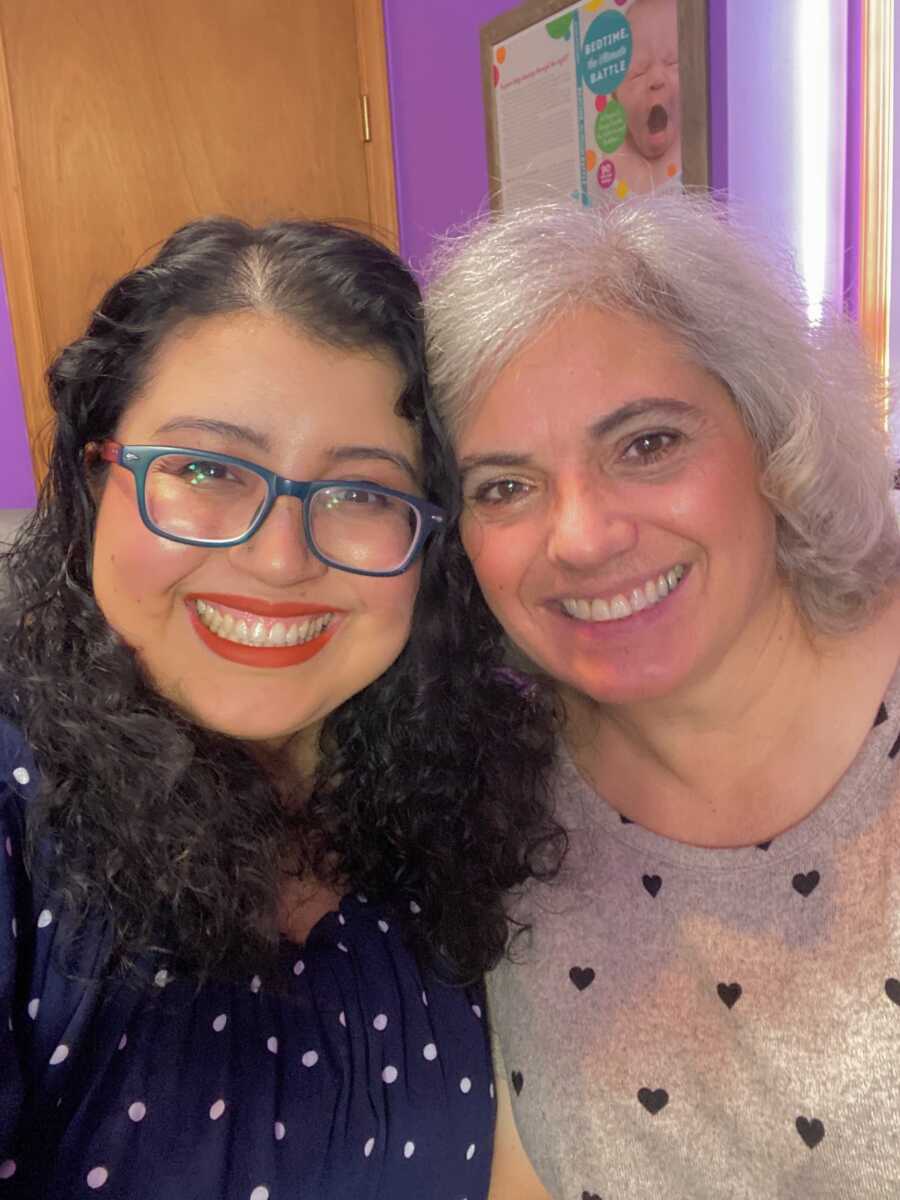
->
[0, 0, 397, 480]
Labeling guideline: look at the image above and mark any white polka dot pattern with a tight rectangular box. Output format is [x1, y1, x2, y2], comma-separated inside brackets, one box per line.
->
[0, 803, 494, 1197]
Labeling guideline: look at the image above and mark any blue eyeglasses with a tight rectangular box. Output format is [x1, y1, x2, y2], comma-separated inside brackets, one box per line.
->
[99, 442, 445, 578]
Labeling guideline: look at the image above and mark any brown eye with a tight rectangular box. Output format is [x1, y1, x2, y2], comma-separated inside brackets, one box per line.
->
[623, 432, 679, 463]
[471, 479, 531, 505]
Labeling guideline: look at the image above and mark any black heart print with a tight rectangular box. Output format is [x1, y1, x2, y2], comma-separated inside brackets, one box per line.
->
[796, 1116, 825, 1149]
[717, 982, 742, 1008]
[885, 978, 900, 1005]
[569, 966, 596, 991]
[637, 1087, 669, 1115]
[792, 870, 820, 897]
[511, 1070, 524, 1095]
[642, 874, 662, 897]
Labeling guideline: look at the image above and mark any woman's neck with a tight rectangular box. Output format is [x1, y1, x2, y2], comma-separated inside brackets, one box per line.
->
[563, 591, 900, 847]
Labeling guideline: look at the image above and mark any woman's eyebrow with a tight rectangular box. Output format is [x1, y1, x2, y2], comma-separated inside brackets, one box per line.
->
[153, 417, 271, 452]
[457, 451, 534, 481]
[326, 445, 419, 484]
[458, 399, 697, 478]
[588, 398, 697, 439]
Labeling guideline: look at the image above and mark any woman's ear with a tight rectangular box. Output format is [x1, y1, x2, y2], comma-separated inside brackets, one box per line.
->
[82, 442, 110, 502]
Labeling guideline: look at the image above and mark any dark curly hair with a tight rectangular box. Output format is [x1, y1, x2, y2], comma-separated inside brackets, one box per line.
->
[0, 217, 563, 986]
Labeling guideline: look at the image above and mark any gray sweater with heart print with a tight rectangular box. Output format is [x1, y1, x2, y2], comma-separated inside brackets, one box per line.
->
[488, 672, 900, 1199]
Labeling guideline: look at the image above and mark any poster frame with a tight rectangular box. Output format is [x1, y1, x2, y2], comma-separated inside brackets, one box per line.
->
[480, 0, 710, 212]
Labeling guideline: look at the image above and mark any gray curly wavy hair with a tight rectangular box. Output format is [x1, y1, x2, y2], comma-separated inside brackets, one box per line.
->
[425, 194, 900, 634]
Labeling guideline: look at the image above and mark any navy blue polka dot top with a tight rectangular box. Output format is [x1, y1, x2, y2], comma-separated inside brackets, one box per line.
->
[0, 719, 495, 1198]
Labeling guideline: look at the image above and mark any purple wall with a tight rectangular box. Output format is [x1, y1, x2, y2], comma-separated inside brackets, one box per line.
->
[0, 258, 35, 508]
[383, 0, 512, 271]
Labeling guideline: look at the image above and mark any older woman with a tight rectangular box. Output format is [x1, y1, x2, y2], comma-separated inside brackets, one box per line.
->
[426, 196, 900, 1200]
[0, 217, 559, 1197]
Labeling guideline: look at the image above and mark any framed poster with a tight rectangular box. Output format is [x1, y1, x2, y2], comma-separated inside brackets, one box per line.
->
[480, 0, 709, 211]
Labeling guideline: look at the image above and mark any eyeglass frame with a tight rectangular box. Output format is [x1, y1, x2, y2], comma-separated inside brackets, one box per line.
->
[97, 441, 446, 578]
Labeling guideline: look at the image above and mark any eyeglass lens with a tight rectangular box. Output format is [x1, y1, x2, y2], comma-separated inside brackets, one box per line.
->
[144, 453, 420, 571]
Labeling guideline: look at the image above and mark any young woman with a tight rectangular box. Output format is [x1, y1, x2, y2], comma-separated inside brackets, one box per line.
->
[0, 218, 559, 1198]
[427, 196, 900, 1200]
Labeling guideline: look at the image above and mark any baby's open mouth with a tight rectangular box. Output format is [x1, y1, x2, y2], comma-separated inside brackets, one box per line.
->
[647, 104, 668, 133]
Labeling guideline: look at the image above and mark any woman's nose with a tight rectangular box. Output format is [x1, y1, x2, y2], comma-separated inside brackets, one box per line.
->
[227, 496, 328, 586]
[545, 480, 637, 570]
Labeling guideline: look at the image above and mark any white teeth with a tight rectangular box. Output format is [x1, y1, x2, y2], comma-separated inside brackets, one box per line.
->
[194, 602, 335, 648]
[590, 598, 610, 621]
[561, 564, 687, 625]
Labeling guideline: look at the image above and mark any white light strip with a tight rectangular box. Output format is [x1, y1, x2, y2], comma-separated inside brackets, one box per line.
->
[795, 0, 835, 324]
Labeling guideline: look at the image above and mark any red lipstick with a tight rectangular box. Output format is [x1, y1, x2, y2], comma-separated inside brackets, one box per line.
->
[185, 593, 342, 669]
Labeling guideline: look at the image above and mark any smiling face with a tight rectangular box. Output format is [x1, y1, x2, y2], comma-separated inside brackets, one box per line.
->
[92, 312, 422, 745]
[617, 0, 681, 160]
[456, 306, 785, 710]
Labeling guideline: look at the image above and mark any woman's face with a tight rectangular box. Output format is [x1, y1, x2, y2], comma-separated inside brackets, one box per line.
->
[92, 312, 422, 744]
[456, 306, 783, 709]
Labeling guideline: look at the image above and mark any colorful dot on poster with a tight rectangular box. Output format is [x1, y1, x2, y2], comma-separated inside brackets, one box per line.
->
[585, 149, 597, 171]
[597, 159, 616, 188]
[493, 64, 499, 87]
[667, 162, 678, 177]
[616, 180, 630, 199]
[595, 94, 608, 114]
[546, 13, 575, 40]
[496, 46, 506, 64]
[584, 0, 604, 12]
